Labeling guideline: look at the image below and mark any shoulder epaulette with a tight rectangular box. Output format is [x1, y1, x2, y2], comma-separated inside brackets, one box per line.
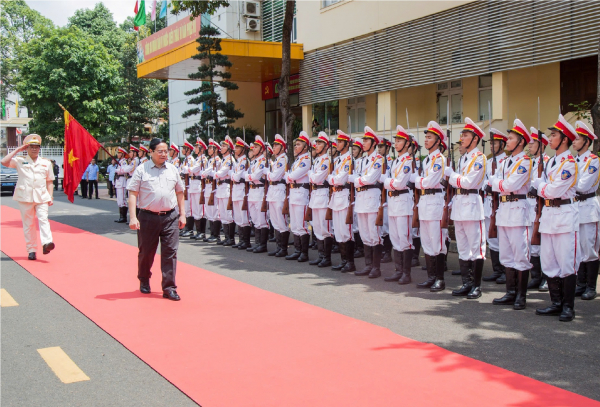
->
[523, 155, 530, 160]
[591, 154, 598, 159]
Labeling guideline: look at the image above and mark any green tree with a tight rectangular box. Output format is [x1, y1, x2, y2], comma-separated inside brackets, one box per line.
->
[182, 25, 243, 141]
[170, 1, 230, 18]
[67, 2, 126, 58]
[16, 26, 121, 143]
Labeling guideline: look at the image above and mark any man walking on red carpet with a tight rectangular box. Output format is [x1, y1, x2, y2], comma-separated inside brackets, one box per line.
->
[127, 138, 186, 301]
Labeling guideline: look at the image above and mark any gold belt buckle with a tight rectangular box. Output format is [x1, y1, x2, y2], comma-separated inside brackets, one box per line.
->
[500, 195, 506, 203]
[545, 199, 551, 207]
[388, 191, 393, 197]
[420, 189, 425, 196]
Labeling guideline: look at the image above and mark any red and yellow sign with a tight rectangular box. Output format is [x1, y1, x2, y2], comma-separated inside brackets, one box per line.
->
[138, 16, 201, 62]
[261, 74, 300, 100]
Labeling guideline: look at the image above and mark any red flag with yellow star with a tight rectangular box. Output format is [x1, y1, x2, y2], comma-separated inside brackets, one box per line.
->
[62, 109, 101, 202]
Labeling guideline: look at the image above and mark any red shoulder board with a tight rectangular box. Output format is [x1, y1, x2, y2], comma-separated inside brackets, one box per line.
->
[567, 155, 574, 160]
[591, 154, 598, 159]
[543, 156, 550, 162]
[523, 155, 530, 160]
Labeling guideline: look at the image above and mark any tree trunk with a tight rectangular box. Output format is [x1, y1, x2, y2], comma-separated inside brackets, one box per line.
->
[279, 1, 295, 162]
[592, 37, 600, 155]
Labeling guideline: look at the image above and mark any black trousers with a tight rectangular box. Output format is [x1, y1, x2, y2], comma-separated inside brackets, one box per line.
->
[80, 180, 88, 197]
[107, 181, 114, 197]
[137, 209, 179, 292]
[53, 178, 58, 191]
[88, 180, 98, 198]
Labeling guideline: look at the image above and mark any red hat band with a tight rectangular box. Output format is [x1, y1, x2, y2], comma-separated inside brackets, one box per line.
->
[463, 124, 484, 139]
[553, 121, 576, 141]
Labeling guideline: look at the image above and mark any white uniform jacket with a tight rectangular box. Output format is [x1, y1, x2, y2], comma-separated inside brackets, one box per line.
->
[490, 151, 532, 227]
[188, 155, 207, 194]
[352, 150, 384, 214]
[327, 151, 353, 211]
[575, 150, 600, 224]
[526, 153, 550, 222]
[383, 152, 414, 217]
[448, 147, 486, 221]
[483, 152, 507, 218]
[285, 152, 311, 205]
[414, 149, 446, 221]
[245, 155, 267, 202]
[10, 155, 54, 203]
[266, 153, 288, 202]
[536, 150, 579, 234]
[215, 154, 235, 199]
[230, 155, 248, 202]
[201, 156, 221, 199]
[308, 154, 331, 209]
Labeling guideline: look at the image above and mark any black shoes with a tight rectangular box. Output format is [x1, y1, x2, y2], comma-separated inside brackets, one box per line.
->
[43, 242, 55, 255]
[417, 255, 437, 288]
[28, 252, 36, 261]
[115, 207, 128, 223]
[297, 234, 310, 262]
[140, 281, 151, 294]
[285, 235, 302, 260]
[163, 290, 180, 301]
[276, 231, 290, 257]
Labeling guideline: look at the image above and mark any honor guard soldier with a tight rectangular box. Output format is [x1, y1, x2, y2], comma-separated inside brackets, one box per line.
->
[115, 145, 139, 222]
[445, 118, 487, 299]
[410, 121, 447, 291]
[139, 145, 149, 163]
[382, 125, 414, 284]
[377, 137, 394, 263]
[244, 135, 269, 253]
[489, 119, 532, 310]
[266, 134, 290, 257]
[482, 129, 508, 283]
[328, 130, 356, 273]
[188, 138, 208, 240]
[307, 132, 333, 267]
[573, 122, 599, 301]
[532, 115, 581, 321]
[168, 143, 180, 166]
[351, 126, 385, 279]
[179, 141, 195, 237]
[201, 139, 221, 242]
[351, 138, 366, 258]
[214, 136, 236, 246]
[114, 147, 130, 223]
[527, 128, 550, 290]
[409, 135, 423, 267]
[284, 131, 312, 262]
[231, 137, 252, 250]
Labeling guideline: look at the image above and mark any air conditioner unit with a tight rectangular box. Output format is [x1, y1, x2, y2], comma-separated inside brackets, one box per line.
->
[244, 1, 260, 17]
[246, 18, 260, 32]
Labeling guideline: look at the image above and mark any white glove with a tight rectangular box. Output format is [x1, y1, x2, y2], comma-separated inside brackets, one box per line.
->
[348, 174, 358, 183]
[531, 178, 542, 189]
[379, 173, 387, 183]
[409, 173, 417, 183]
[354, 178, 361, 188]
[327, 175, 334, 185]
[444, 166, 454, 177]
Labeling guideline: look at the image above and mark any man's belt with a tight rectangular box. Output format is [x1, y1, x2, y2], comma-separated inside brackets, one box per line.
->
[205, 177, 214, 182]
[191, 176, 202, 180]
[356, 184, 379, 192]
[115, 174, 127, 179]
[500, 194, 527, 203]
[333, 184, 351, 192]
[420, 188, 443, 195]
[575, 192, 596, 202]
[233, 180, 246, 185]
[269, 180, 286, 186]
[456, 188, 479, 195]
[290, 182, 310, 189]
[311, 184, 329, 190]
[249, 184, 264, 189]
[544, 198, 572, 207]
[527, 192, 537, 199]
[217, 179, 231, 185]
[388, 189, 410, 197]
[140, 208, 175, 216]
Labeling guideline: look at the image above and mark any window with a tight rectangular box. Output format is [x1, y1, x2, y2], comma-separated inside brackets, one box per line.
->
[437, 80, 462, 125]
[321, 0, 342, 8]
[346, 97, 366, 135]
[265, 95, 301, 140]
[312, 101, 339, 137]
[478, 74, 493, 122]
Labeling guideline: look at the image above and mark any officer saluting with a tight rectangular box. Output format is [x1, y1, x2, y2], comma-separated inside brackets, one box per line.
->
[1, 134, 55, 260]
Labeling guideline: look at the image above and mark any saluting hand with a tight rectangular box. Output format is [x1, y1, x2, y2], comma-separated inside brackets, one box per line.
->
[129, 217, 140, 230]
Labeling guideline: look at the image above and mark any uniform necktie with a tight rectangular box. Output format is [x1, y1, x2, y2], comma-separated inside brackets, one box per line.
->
[577, 157, 580, 163]
[425, 157, 430, 165]
[551, 158, 556, 168]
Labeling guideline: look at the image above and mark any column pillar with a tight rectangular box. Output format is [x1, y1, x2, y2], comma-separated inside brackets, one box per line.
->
[377, 91, 395, 137]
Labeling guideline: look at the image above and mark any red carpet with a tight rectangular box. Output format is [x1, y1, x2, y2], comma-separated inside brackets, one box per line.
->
[1, 205, 598, 407]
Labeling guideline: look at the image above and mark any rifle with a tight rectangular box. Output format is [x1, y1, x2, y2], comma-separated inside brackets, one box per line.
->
[325, 133, 334, 220]
[488, 101, 499, 238]
[282, 160, 290, 215]
[199, 155, 206, 205]
[375, 117, 388, 227]
[241, 127, 248, 211]
[531, 97, 544, 245]
[411, 117, 421, 229]
[261, 157, 269, 212]
[441, 101, 454, 228]
[304, 152, 314, 222]
[227, 155, 234, 211]
[207, 157, 216, 206]
[345, 115, 355, 225]
[184, 156, 190, 201]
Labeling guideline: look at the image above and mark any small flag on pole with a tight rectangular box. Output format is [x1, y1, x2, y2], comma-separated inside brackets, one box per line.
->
[133, 0, 147, 29]
[151, 0, 157, 21]
[159, 0, 168, 18]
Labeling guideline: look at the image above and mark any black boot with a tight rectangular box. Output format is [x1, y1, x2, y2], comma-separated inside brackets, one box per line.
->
[411, 238, 421, 267]
[247, 228, 260, 252]
[268, 230, 281, 256]
[483, 249, 504, 281]
[417, 255, 437, 288]
[385, 250, 404, 282]
[332, 242, 347, 271]
[341, 241, 357, 273]
[298, 234, 310, 262]
[355, 245, 373, 276]
[493, 267, 517, 305]
[452, 259, 473, 296]
[207, 221, 221, 243]
[115, 207, 127, 223]
[513, 269, 529, 310]
[381, 235, 392, 263]
[582, 260, 598, 300]
[223, 223, 235, 246]
[527, 256, 543, 289]
[181, 216, 195, 237]
[217, 222, 229, 245]
[559, 274, 576, 321]
[238, 226, 252, 250]
[232, 224, 241, 248]
[467, 259, 484, 299]
[309, 240, 324, 265]
[268, 223, 275, 242]
[398, 248, 413, 285]
[286, 235, 302, 260]
[318, 237, 333, 267]
[253, 227, 269, 253]
[368, 244, 383, 278]
[444, 239, 451, 273]
[536, 277, 563, 316]
[575, 262, 587, 296]
[331, 239, 340, 254]
[191, 219, 202, 240]
[309, 230, 317, 250]
[354, 232, 364, 258]
[277, 231, 290, 258]
[430, 253, 446, 292]
[202, 221, 212, 242]
[538, 272, 548, 291]
[496, 271, 507, 285]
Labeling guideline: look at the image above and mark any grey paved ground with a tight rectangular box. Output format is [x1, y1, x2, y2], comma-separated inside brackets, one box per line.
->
[2, 190, 600, 404]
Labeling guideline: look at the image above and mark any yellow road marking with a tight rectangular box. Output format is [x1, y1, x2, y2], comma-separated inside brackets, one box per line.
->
[37, 347, 90, 384]
[1, 289, 19, 307]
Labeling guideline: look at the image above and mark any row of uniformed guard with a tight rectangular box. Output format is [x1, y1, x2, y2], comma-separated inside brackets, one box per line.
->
[114, 114, 599, 322]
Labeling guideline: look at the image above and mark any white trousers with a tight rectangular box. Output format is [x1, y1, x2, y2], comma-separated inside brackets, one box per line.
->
[19, 202, 52, 253]
[232, 201, 250, 227]
[389, 215, 413, 252]
[116, 187, 127, 207]
[248, 201, 268, 229]
[420, 220, 447, 256]
[579, 222, 600, 262]
[204, 202, 219, 222]
[498, 226, 532, 271]
[289, 203, 309, 236]
[454, 220, 486, 261]
[189, 193, 203, 220]
[217, 197, 233, 224]
[332, 209, 352, 243]
[380, 206, 389, 237]
[184, 199, 191, 217]
[541, 231, 581, 278]
[484, 216, 500, 252]
[312, 208, 333, 240]
[412, 227, 420, 239]
[269, 201, 289, 233]
[357, 212, 382, 246]
[352, 209, 359, 234]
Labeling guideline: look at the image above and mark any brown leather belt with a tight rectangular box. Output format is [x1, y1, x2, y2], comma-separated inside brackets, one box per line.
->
[500, 194, 526, 203]
[544, 198, 572, 207]
[421, 188, 442, 195]
[388, 189, 410, 197]
[356, 184, 379, 192]
[140, 208, 175, 216]
[333, 184, 350, 192]
[575, 192, 596, 202]
[456, 188, 479, 195]
[290, 183, 310, 189]
[311, 184, 329, 190]
[217, 179, 230, 185]
[249, 184, 264, 189]
[269, 180, 286, 186]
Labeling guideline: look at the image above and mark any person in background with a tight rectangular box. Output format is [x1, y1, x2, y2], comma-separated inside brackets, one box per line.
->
[80, 165, 88, 199]
[107, 158, 117, 198]
[52, 160, 59, 191]
[86, 159, 100, 199]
